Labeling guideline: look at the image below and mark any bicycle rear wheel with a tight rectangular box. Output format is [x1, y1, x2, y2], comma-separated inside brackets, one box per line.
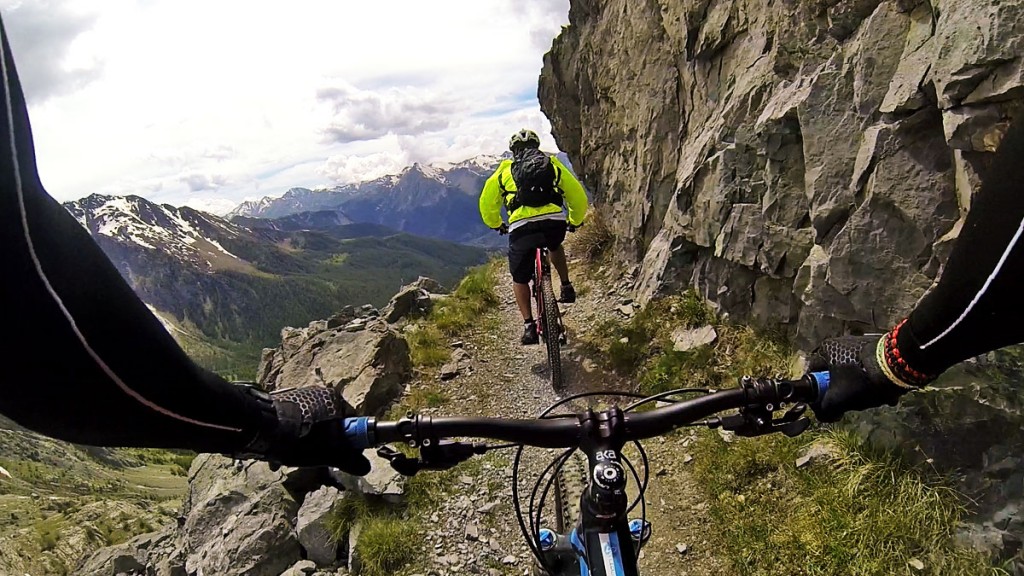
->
[540, 272, 564, 394]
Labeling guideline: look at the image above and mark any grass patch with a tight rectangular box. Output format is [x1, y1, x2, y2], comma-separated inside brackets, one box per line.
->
[565, 204, 615, 262]
[324, 493, 378, 543]
[431, 261, 500, 336]
[323, 493, 419, 576]
[356, 516, 419, 576]
[323, 457, 486, 575]
[690, 428, 1004, 575]
[406, 260, 500, 370]
[406, 324, 449, 368]
[638, 325, 792, 395]
[578, 290, 793, 395]
[400, 383, 451, 412]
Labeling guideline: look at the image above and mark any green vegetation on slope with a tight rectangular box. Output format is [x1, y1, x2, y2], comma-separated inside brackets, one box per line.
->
[405, 259, 501, 370]
[691, 429, 1003, 575]
[133, 229, 490, 378]
[0, 426, 186, 575]
[324, 454, 496, 576]
[577, 290, 795, 396]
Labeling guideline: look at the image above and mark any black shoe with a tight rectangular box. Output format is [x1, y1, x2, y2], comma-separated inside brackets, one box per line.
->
[560, 283, 576, 303]
[521, 321, 539, 345]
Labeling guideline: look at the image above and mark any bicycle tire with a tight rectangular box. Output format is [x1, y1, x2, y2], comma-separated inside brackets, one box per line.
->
[554, 449, 588, 535]
[540, 272, 564, 394]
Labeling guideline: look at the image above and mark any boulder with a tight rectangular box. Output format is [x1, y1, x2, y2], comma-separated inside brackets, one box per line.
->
[279, 560, 318, 576]
[74, 528, 183, 576]
[259, 319, 411, 415]
[181, 455, 302, 576]
[296, 486, 343, 566]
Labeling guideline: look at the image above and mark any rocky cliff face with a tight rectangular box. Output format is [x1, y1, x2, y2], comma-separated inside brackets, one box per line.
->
[540, 0, 1023, 346]
[539, 0, 1024, 561]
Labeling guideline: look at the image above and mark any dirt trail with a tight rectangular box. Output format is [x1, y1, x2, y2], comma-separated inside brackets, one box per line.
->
[401, 266, 729, 576]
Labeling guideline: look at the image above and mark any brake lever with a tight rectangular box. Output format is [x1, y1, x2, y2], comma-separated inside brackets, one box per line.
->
[717, 403, 811, 438]
[376, 445, 422, 476]
[377, 440, 488, 476]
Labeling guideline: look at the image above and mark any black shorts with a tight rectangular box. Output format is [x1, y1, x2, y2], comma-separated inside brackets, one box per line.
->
[507, 220, 568, 284]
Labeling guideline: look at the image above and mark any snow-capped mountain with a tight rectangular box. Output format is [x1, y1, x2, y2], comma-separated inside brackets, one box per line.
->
[66, 193, 256, 272]
[62, 194, 488, 364]
[226, 153, 514, 244]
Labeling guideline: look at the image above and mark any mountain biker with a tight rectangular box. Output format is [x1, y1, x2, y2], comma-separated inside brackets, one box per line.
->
[810, 115, 1024, 422]
[0, 18, 369, 476]
[479, 129, 589, 345]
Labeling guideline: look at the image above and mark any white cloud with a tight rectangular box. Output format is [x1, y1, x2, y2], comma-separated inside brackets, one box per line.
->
[1, 0, 103, 102]
[2, 0, 571, 211]
[318, 83, 456, 144]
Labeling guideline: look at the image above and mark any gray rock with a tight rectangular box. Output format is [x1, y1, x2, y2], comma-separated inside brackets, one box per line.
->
[329, 453, 406, 503]
[296, 486, 343, 566]
[670, 325, 718, 352]
[347, 521, 363, 575]
[182, 456, 302, 576]
[280, 560, 319, 576]
[439, 361, 460, 381]
[382, 283, 434, 324]
[258, 320, 411, 416]
[75, 528, 181, 576]
[795, 442, 839, 469]
[539, 0, 1023, 357]
[439, 348, 473, 381]
[343, 319, 368, 332]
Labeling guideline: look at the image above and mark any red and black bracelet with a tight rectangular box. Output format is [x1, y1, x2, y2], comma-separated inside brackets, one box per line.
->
[875, 319, 938, 389]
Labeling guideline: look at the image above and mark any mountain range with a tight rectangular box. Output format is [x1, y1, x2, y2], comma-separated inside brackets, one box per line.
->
[227, 152, 576, 247]
[64, 193, 489, 376]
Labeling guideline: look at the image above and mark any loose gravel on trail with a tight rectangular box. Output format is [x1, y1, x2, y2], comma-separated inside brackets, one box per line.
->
[398, 265, 730, 576]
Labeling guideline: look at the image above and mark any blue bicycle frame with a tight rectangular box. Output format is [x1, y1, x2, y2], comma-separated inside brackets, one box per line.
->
[535, 408, 644, 576]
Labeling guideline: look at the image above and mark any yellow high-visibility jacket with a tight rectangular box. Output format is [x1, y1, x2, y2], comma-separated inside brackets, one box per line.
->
[479, 155, 588, 232]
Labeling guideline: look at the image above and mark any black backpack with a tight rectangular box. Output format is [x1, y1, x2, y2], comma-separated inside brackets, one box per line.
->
[501, 148, 563, 211]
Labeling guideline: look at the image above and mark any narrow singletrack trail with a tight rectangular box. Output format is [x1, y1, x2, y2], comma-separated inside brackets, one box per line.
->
[400, 267, 729, 576]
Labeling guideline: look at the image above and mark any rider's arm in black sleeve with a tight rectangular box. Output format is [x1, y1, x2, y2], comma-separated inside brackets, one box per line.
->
[811, 117, 1024, 421]
[893, 117, 1024, 382]
[0, 18, 274, 453]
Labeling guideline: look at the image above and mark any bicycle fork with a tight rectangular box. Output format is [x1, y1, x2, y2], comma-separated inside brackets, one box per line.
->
[536, 520, 651, 575]
[535, 407, 652, 575]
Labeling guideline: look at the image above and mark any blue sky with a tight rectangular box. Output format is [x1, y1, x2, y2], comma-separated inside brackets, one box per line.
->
[2, 0, 570, 214]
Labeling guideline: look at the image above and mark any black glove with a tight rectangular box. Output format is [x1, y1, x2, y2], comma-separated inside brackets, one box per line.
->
[807, 335, 915, 423]
[495, 223, 509, 235]
[567, 222, 580, 232]
[235, 385, 371, 475]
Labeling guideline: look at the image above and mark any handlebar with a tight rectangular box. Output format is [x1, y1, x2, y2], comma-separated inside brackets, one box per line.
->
[342, 372, 830, 452]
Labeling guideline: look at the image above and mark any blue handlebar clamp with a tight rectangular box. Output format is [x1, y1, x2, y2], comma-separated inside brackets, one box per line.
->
[809, 371, 830, 401]
[343, 417, 373, 450]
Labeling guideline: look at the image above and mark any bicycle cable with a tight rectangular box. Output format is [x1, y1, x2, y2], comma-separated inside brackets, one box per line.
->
[532, 447, 577, 573]
[513, 387, 710, 572]
[623, 387, 715, 411]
